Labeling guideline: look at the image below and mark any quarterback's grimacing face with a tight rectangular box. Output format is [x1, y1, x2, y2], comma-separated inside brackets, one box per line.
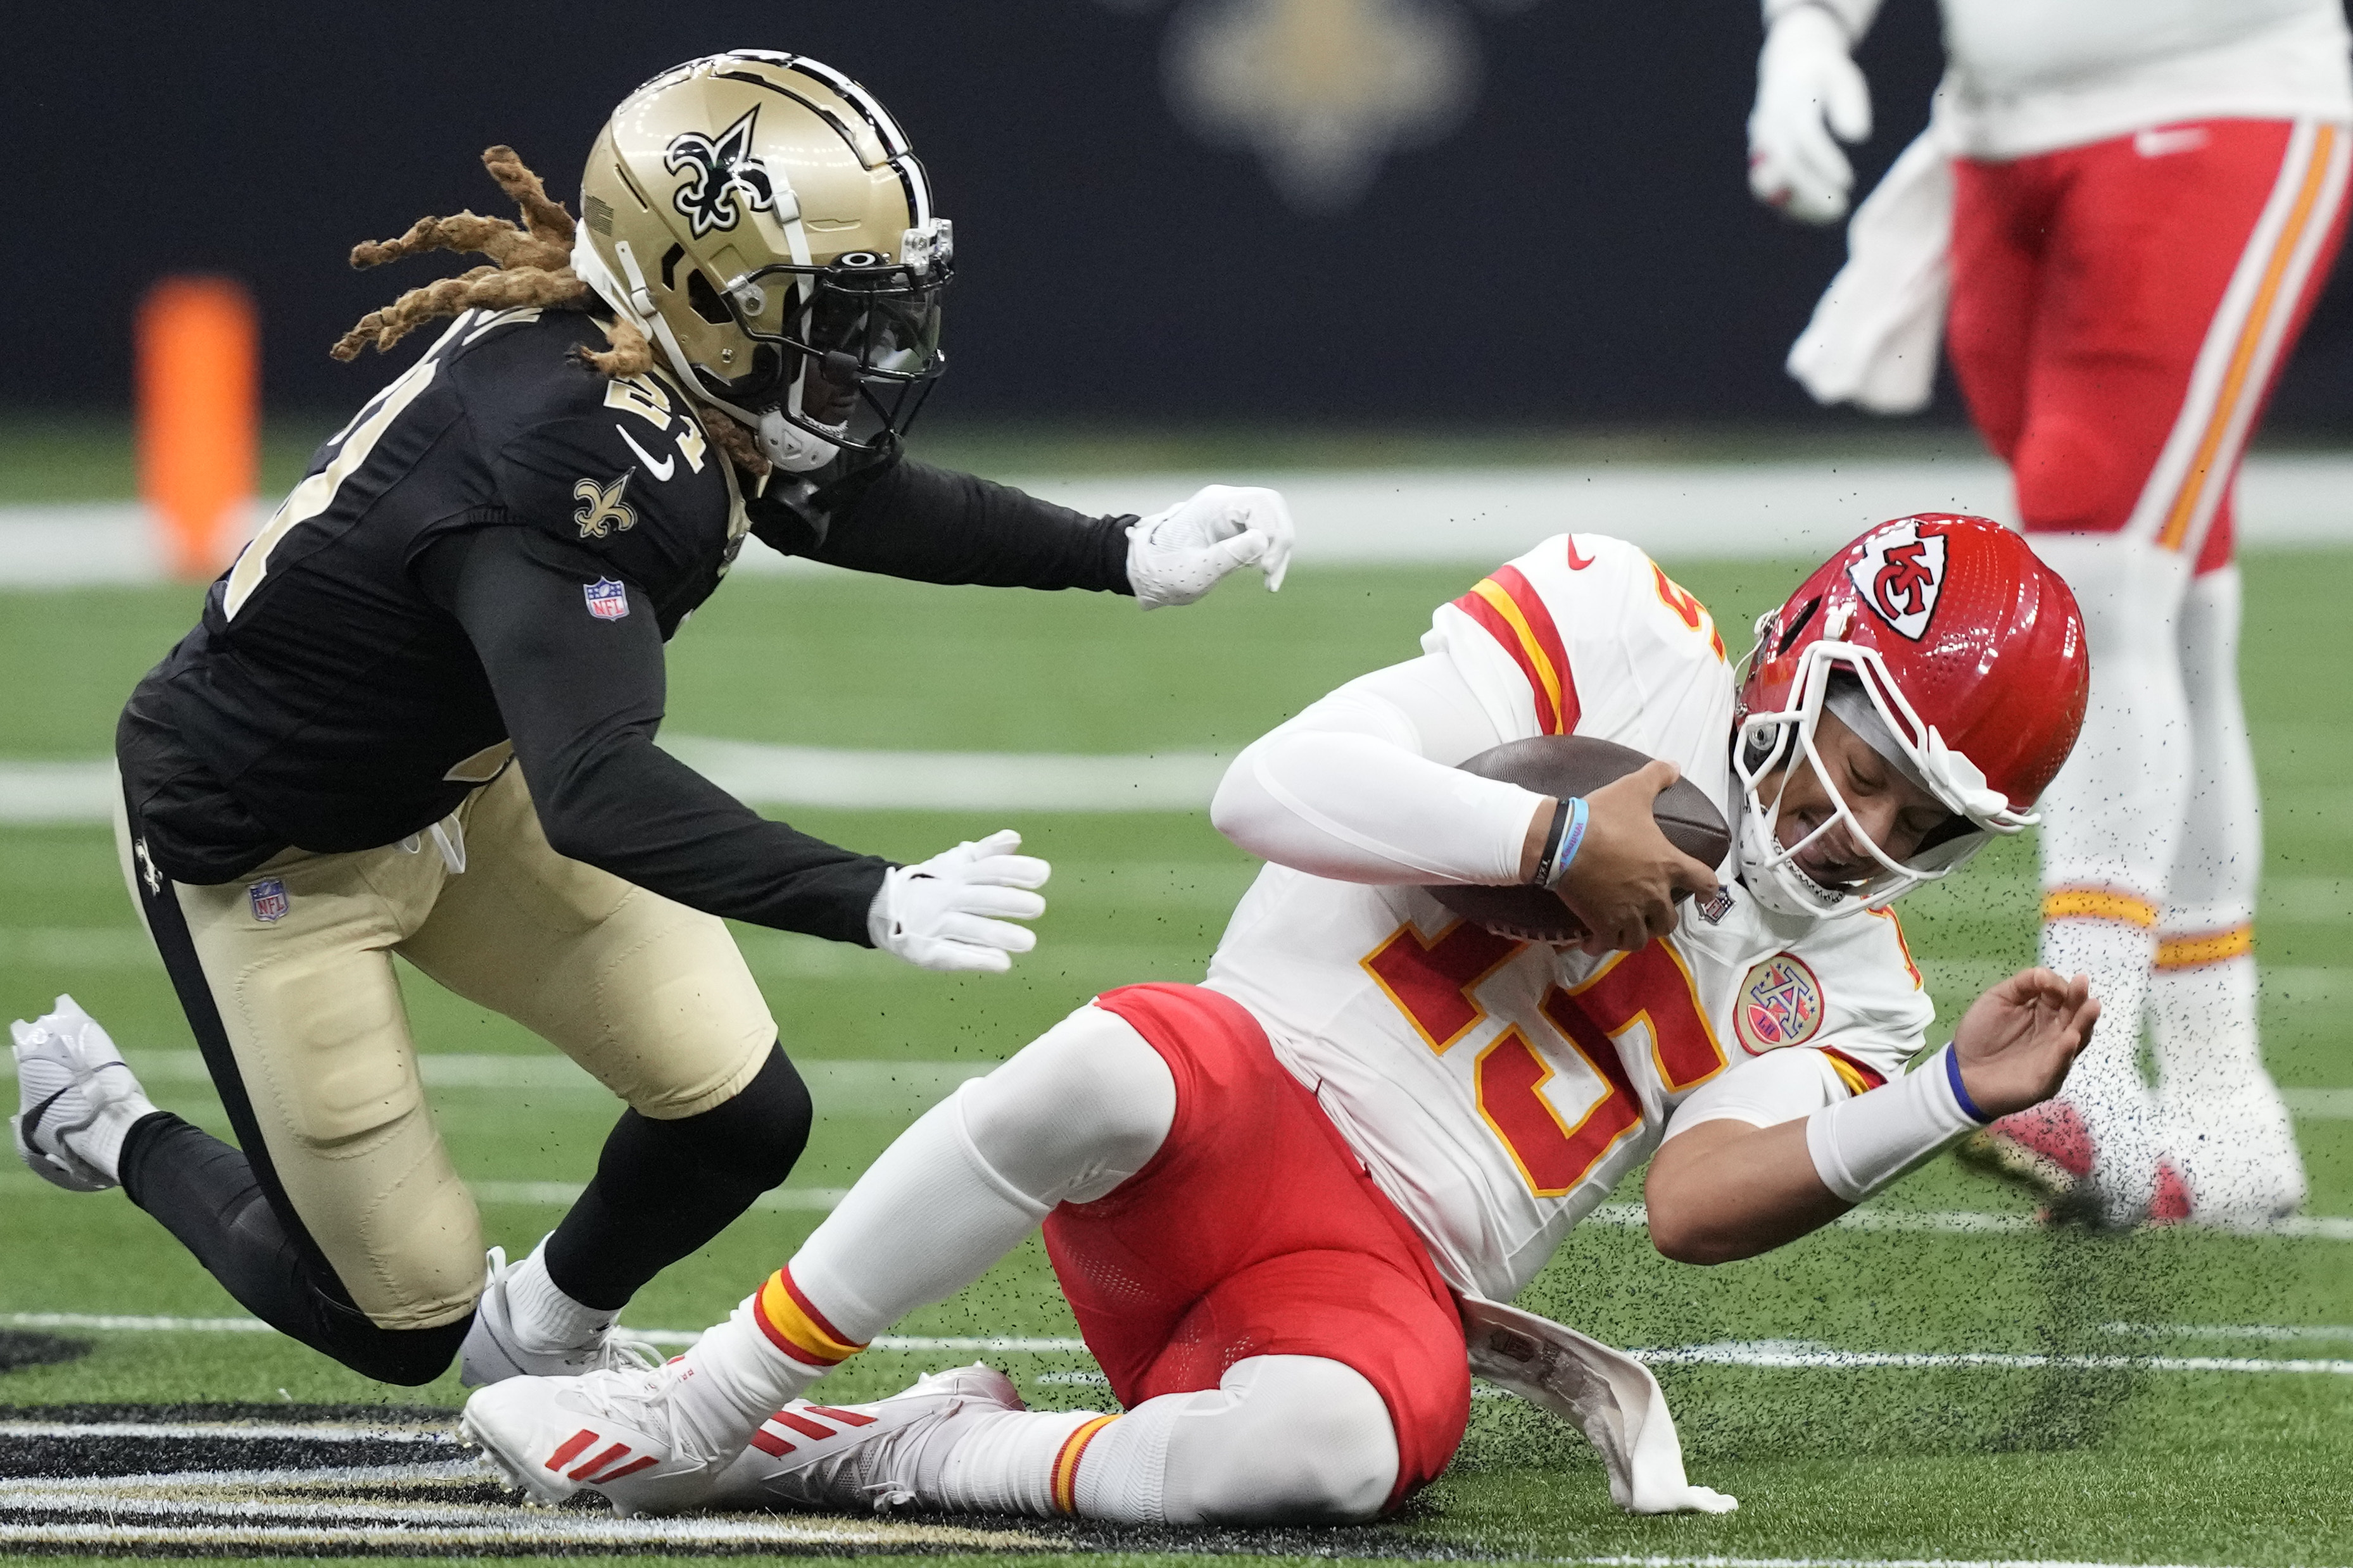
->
[1755, 711, 1952, 890]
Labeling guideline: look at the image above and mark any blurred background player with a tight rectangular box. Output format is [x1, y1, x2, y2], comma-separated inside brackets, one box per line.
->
[8, 53, 1292, 1389]
[1746, 0, 2352, 1226]
[456, 516, 2099, 1525]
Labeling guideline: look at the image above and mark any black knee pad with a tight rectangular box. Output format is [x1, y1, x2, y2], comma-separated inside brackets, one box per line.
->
[313, 1294, 473, 1386]
[637, 1044, 811, 1193]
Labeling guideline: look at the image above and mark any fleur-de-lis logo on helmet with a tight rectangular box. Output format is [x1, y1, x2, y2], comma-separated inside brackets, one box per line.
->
[663, 107, 774, 237]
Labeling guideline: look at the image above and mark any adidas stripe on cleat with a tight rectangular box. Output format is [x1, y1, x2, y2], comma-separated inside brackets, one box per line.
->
[458, 1363, 733, 1517]
[707, 1364, 1026, 1515]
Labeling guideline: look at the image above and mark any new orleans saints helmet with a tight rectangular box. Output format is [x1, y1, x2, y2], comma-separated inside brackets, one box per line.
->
[572, 51, 952, 471]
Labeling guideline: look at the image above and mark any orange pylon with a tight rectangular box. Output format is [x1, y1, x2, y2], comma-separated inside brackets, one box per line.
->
[137, 276, 258, 580]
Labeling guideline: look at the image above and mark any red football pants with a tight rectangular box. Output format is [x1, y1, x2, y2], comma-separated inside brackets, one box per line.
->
[1040, 983, 1472, 1508]
[1946, 119, 2349, 574]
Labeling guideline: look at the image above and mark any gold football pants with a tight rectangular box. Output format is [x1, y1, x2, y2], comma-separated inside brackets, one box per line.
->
[115, 762, 777, 1331]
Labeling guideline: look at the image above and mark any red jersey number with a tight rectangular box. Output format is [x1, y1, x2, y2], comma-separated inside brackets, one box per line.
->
[1366, 922, 1727, 1198]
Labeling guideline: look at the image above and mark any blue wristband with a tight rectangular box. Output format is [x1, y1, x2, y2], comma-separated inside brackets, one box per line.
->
[1536, 796, 1590, 891]
[1943, 1045, 1991, 1124]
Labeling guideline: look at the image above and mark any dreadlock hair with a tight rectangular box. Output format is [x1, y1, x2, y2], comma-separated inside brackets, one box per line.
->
[332, 146, 770, 479]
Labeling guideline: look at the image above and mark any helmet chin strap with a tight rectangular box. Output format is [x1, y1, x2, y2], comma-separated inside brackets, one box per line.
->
[573, 236, 843, 474]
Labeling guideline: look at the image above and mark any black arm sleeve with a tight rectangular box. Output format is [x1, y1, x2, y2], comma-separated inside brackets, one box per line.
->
[748, 455, 1137, 593]
[416, 526, 889, 943]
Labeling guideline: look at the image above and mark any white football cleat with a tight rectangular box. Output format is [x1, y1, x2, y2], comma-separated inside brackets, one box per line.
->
[460, 1362, 735, 1517]
[11, 995, 156, 1193]
[459, 1246, 662, 1388]
[707, 1363, 1025, 1514]
[2168, 1084, 2308, 1230]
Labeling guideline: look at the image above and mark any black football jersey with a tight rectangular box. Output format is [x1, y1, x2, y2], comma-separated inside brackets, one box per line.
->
[119, 304, 1135, 942]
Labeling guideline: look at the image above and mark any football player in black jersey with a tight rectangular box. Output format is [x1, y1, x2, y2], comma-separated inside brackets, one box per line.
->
[7, 53, 1293, 1388]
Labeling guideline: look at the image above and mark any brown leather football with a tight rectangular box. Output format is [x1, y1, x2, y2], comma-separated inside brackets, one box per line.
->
[1427, 736, 1732, 943]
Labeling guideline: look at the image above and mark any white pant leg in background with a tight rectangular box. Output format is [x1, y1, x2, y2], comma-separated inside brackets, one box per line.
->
[2150, 564, 2304, 1222]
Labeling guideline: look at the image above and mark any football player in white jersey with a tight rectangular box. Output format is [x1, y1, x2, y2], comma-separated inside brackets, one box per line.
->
[1748, 0, 2350, 1226]
[458, 515, 2098, 1525]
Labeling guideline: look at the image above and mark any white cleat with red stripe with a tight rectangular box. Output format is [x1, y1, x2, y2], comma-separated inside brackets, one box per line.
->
[706, 1364, 1025, 1514]
[460, 1363, 732, 1517]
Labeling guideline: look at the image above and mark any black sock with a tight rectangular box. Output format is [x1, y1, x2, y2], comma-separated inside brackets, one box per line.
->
[544, 1045, 811, 1310]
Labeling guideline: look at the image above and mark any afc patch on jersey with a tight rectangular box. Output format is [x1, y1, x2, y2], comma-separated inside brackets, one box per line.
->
[1734, 952, 1823, 1053]
[247, 878, 290, 924]
[583, 578, 631, 620]
[1846, 517, 1947, 641]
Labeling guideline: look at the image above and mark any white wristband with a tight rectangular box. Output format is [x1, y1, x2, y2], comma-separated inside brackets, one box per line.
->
[1803, 1046, 1990, 1203]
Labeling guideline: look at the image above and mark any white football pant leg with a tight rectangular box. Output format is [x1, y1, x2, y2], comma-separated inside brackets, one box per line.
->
[666, 1005, 1179, 1445]
[2152, 565, 2303, 1222]
[788, 1003, 1177, 1341]
[1009, 1355, 1395, 1524]
[2031, 534, 2192, 1217]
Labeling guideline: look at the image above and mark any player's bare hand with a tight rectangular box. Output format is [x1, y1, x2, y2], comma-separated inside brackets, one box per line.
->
[1950, 968, 2100, 1119]
[1555, 760, 1721, 955]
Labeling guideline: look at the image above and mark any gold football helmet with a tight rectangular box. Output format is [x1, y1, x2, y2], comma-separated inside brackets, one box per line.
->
[573, 51, 951, 470]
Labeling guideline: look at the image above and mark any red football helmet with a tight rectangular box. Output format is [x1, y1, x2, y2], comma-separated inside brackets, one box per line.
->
[1732, 514, 2089, 917]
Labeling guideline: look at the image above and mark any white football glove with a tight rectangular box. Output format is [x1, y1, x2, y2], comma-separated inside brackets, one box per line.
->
[1748, 5, 1872, 225]
[1125, 484, 1295, 610]
[867, 829, 1050, 973]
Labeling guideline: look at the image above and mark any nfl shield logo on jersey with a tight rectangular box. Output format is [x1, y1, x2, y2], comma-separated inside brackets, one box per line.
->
[248, 878, 290, 924]
[583, 578, 631, 620]
[1734, 953, 1822, 1053]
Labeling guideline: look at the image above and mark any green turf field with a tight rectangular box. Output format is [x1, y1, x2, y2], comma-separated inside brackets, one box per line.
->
[2, 539, 2349, 1564]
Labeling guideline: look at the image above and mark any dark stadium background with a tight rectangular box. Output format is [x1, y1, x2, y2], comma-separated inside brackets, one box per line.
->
[12, 0, 2347, 432]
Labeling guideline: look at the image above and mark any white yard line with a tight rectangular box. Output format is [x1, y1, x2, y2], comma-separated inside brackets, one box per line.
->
[0, 743, 1232, 824]
[0, 1419, 453, 1443]
[1641, 1341, 2353, 1376]
[11, 1311, 2352, 1374]
[16, 456, 2353, 587]
[2100, 1321, 2353, 1343]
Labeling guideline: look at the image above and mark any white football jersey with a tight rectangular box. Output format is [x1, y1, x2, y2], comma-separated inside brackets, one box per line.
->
[1204, 535, 1934, 1302]
[1934, 0, 2352, 160]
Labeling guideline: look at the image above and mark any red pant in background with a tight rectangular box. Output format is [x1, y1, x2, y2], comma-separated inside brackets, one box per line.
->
[1947, 119, 2349, 574]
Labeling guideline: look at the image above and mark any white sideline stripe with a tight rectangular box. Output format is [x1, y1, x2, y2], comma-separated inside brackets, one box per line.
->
[2100, 1321, 2353, 1342]
[13, 455, 2353, 585]
[0, 1419, 451, 1443]
[9, 1156, 2351, 1238]
[9, 1311, 2350, 1376]
[1583, 1200, 2353, 1241]
[0, 1050, 992, 1109]
[0, 1311, 1085, 1352]
[0, 741, 1230, 823]
[1641, 1339, 2353, 1376]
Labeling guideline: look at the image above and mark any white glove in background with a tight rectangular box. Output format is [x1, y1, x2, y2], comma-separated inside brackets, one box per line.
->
[1125, 484, 1295, 610]
[1748, 5, 1873, 225]
[867, 830, 1050, 973]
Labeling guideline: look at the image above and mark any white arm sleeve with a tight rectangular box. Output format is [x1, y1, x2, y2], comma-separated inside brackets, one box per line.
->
[1660, 1048, 1846, 1140]
[1209, 653, 1551, 886]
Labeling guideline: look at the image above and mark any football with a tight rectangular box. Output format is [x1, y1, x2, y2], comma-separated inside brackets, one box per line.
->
[1426, 736, 1733, 943]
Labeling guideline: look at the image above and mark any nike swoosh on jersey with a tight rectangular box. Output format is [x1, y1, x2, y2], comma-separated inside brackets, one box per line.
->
[615, 425, 677, 482]
[2133, 127, 2211, 159]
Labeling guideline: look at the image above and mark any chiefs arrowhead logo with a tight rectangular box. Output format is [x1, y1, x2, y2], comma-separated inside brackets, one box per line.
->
[1846, 518, 1948, 641]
